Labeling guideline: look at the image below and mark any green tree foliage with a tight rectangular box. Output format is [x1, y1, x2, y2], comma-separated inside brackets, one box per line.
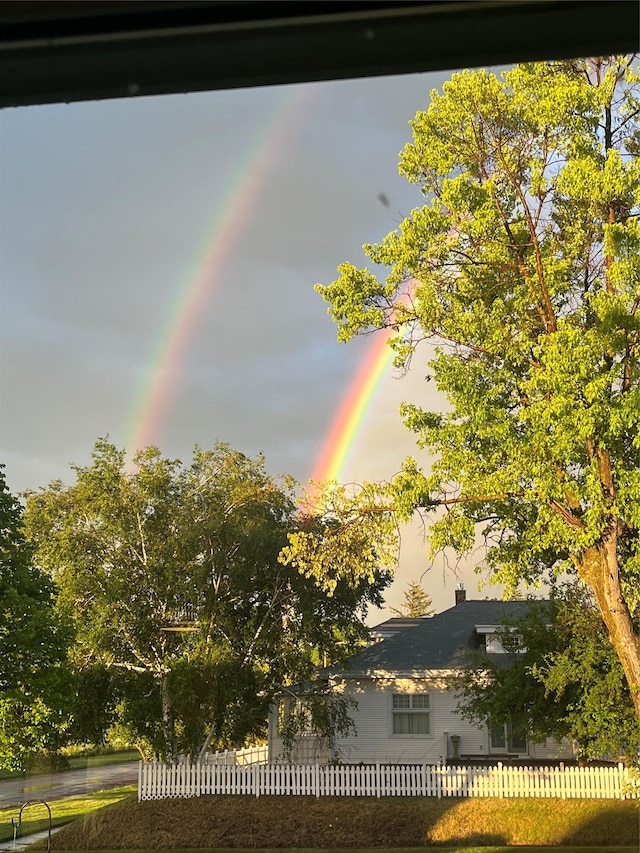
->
[66, 665, 123, 750]
[533, 585, 639, 759]
[390, 580, 435, 617]
[457, 585, 639, 760]
[279, 481, 399, 595]
[0, 466, 72, 770]
[277, 684, 358, 763]
[309, 57, 640, 722]
[108, 670, 165, 760]
[24, 440, 390, 760]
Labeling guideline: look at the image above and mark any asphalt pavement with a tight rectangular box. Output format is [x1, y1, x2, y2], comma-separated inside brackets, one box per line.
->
[0, 761, 139, 807]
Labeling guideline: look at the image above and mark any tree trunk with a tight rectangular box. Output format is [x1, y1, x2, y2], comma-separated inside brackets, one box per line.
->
[197, 719, 219, 763]
[579, 538, 640, 722]
[160, 674, 177, 763]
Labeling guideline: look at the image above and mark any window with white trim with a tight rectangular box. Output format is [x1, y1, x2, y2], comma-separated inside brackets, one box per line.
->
[485, 631, 526, 654]
[489, 720, 528, 754]
[391, 693, 430, 734]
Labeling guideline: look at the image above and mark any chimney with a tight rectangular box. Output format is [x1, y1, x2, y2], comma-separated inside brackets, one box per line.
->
[455, 583, 466, 606]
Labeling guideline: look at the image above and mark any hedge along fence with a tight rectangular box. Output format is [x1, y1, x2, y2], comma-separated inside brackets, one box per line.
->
[138, 760, 637, 801]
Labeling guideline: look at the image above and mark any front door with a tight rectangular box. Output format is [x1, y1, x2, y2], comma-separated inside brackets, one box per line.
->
[489, 722, 528, 755]
[489, 722, 507, 754]
[508, 725, 528, 754]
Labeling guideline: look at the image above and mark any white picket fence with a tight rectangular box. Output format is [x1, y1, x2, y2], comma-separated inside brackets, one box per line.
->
[138, 760, 636, 801]
[200, 745, 268, 766]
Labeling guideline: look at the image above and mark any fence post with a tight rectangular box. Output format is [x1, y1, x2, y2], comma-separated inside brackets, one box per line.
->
[618, 762, 624, 800]
[131, 758, 640, 802]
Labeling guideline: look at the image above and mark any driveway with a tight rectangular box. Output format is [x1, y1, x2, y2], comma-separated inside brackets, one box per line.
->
[0, 761, 138, 807]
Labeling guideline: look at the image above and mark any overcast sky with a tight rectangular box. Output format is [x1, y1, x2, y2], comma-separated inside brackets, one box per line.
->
[1, 67, 505, 619]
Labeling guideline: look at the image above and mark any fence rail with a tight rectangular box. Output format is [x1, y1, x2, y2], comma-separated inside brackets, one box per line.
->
[138, 760, 636, 801]
[200, 745, 268, 766]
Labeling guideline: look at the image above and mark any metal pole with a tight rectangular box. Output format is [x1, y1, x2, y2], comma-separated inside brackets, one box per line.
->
[11, 800, 52, 853]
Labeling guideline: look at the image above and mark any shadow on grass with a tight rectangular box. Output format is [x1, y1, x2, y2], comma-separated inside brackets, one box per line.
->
[560, 800, 639, 847]
[82, 790, 138, 804]
[0, 787, 138, 845]
[426, 832, 508, 848]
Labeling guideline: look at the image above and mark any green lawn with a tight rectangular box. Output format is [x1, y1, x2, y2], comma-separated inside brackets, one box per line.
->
[25, 848, 639, 853]
[0, 786, 137, 842]
[2, 788, 636, 850]
[418, 849, 635, 853]
[67, 750, 139, 770]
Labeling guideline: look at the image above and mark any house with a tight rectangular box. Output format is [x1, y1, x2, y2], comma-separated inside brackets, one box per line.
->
[268, 590, 576, 765]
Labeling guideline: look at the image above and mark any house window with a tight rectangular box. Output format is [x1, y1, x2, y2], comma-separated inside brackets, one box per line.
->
[485, 633, 505, 654]
[484, 631, 526, 654]
[392, 693, 430, 734]
[476, 625, 527, 654]
[489, 722, 506, 750]
[489, 720, 528, 754]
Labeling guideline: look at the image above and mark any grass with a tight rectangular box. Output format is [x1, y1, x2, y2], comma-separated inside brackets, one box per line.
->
[0, 751, 139, 781]
[16, 793, 638, 850]
[423, 796, 639, 846]
[0, 786, 137, 843]
[65, 751, 139, 771]
[22, 849, 639, 853]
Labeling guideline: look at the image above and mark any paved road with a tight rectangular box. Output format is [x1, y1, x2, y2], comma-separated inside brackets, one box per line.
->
[0, 761, 139, 807]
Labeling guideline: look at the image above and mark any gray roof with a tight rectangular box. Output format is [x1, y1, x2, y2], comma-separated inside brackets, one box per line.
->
[370, 616, 427, 633]
[343, 600, 544, 676]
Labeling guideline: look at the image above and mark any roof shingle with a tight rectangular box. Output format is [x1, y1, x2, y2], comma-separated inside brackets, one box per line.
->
[346, 600, 542, 675]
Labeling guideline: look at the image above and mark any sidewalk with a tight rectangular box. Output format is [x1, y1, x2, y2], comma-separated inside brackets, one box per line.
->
[0, 827, 64, 851]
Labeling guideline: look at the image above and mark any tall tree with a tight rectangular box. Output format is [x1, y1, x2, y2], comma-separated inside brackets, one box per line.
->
[456, 585, 639, 760]
[304, 57, 640, 723]
[0, 466, 71, 770]
[25, 440, 390, 760]
[390, 581, 435, 617]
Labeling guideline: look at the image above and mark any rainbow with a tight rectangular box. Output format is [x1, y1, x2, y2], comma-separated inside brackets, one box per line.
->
[309, 328, 397, 485]
[309, 286, 415, 488]
[125, 85, 309, 457]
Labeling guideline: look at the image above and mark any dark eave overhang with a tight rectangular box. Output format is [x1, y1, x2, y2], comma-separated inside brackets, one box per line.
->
[0, 1, 638, 109]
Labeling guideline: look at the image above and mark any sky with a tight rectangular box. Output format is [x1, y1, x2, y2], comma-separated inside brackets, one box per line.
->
[0, 67, 504, 620]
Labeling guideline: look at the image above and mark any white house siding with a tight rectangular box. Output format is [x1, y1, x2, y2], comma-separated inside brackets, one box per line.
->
[527, 738, 575, 760]
[331, 676, 488, 764]
[268, 702, 330, 765]
[269, 675, 576, 765]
